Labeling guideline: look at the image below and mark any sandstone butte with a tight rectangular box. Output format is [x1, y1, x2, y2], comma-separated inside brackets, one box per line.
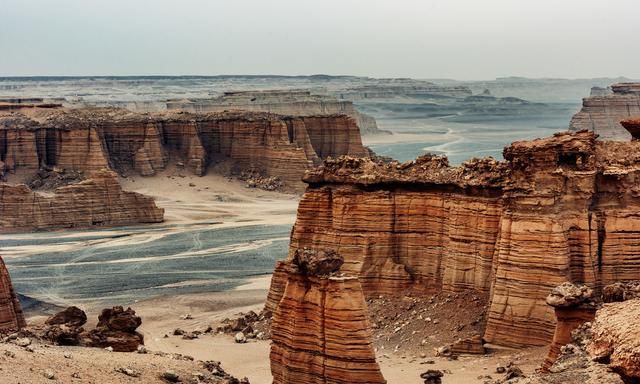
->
[570, 82, 640, 140]
[266, 128, 640, 350]
[0, 107, 368, 231]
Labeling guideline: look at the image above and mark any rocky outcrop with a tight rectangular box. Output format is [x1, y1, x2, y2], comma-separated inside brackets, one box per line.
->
[166, 89, 385, 135]
[270, 249, 386, 384]
[1, 107, 369, 230]
[80, 306, 144, 352]
[570, 83, 640, 140]
[0, 169, 164, 231]
[267, 129, 640, 348]
[45, 306, 87, 327]
[0, 256, 25, 331]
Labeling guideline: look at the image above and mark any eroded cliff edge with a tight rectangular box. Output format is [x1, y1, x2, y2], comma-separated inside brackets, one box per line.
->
[267, 129, 640, 348]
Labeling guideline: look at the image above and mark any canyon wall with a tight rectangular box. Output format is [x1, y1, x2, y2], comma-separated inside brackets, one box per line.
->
[0, 256, 26, 331]
[570, 82, 640, 140]
[166, 90, 385, 135]
[1, 108, 367, 188]
[267, 129, 640, 348]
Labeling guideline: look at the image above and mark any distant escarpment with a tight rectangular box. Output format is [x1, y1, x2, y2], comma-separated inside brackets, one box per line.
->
[267, 128, 640, 349]
[0, 256, 25, 331]
[166, 89, 386, 135]
[570, 82, 640, 140]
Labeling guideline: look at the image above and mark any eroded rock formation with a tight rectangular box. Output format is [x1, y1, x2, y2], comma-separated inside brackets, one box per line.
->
[0, 169, 164, 231]
[270, 249, 386, 384]
[0, 256, 25, 331]
[525, 297, 640, 383]
[570, 82, 640, 140]
[267, 129, 640, 348]
[542, 283, 596, 370]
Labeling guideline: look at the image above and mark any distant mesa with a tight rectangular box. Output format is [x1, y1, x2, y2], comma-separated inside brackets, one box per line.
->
[571, 82, 640, 140]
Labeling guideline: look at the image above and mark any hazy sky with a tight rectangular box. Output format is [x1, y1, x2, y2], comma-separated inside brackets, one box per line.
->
[1, 0, 639, 79]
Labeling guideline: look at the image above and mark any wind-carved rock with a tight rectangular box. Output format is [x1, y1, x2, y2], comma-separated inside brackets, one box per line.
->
[267, 128, 640, 348]
[570, 82, 640, 140]
[542, 283, 596, 370]
[44, 306, 88, 346]
[270, 249, 386, 384]
[0, 256, 25, 331]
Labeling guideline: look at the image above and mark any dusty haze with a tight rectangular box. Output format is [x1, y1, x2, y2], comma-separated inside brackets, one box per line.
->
[1, 0, 639, 79]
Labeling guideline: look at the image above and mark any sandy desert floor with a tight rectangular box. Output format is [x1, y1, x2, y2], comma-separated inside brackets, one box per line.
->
[118, 165, 300, 227]
[14, 275, 546, 384]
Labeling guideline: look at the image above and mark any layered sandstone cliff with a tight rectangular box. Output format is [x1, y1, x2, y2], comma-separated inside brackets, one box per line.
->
[1, 108, 367, 187]
[270, 249, 386, 384]
[267, 129, 640, 348]
[570, 82, 640, 140]
[0, 256, 25, 331]
[166, 90, 385, 135]
[0, 169, 164, 231]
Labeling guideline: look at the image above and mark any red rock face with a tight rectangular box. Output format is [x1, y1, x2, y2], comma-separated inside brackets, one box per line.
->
[267, 130, 640, 348]
[1, 109, 367, 189]
[270, 265, 386, 384]
[0, 170, 164, 231]
[0, 256, 25, 331]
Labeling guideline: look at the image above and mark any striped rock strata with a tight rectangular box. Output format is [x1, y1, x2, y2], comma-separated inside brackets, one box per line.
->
[0, 108, 368, 188]
[267, 129, 640, 348]
[0, 169, 164, 231]
[0, 256, 25, 331]
[270, 252, 385, 384]
[570, 82, 640, 140]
